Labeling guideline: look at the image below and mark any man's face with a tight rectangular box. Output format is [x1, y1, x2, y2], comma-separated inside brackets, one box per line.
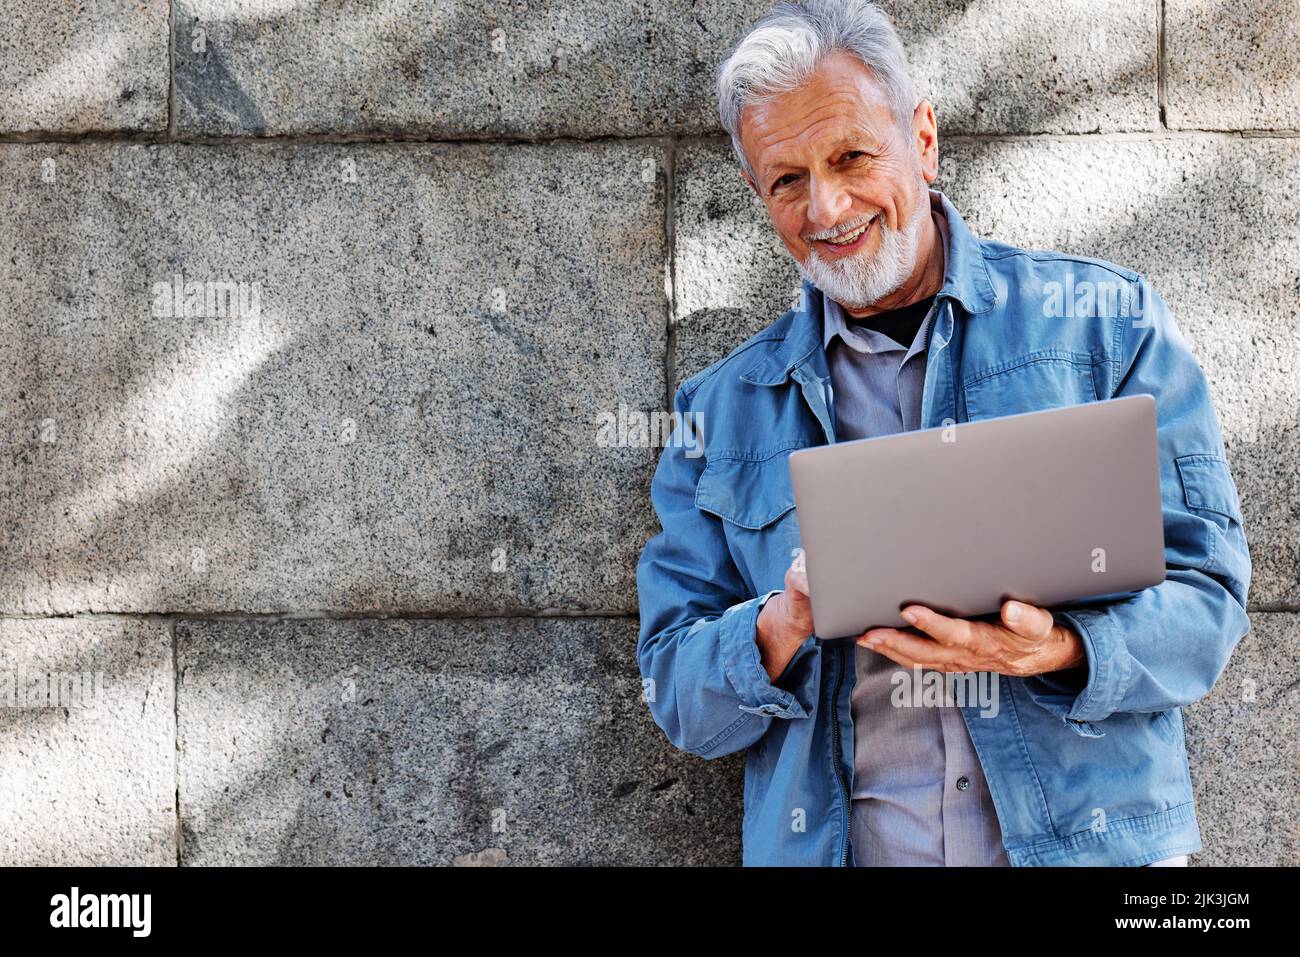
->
[737, 50, 939, 310]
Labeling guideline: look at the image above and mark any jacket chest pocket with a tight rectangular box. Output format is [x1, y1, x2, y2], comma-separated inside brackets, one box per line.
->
[695, 447, 803, 595]
[962, 351, 1101, 422]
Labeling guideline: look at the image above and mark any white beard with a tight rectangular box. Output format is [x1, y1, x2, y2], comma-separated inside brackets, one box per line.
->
[797, 184, 932, 310]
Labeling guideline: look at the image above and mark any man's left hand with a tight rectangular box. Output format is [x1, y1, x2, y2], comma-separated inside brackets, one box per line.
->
[858, 601, 1086, 677]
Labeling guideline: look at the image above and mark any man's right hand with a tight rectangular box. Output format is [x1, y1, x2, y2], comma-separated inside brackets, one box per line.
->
[755, 550, 816, 681]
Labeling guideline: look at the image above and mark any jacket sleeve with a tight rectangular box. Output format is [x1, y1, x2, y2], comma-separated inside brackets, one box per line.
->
[635, 382, 811, 759]
[1022, 276, 1252, 738]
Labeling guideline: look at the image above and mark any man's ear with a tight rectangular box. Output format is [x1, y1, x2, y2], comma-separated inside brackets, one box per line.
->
[912, 99, 939, 184]
[740, 167, 760, 198]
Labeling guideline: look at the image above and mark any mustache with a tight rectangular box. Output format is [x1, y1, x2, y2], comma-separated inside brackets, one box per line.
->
[804, 211, 882, 243]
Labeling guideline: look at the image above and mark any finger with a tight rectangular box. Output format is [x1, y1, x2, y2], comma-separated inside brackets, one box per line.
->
[898, 604, 975, 648]
[862, 639, 918, 671]
[784, 563, 810, 598]
[1000, 600, 1054, 641]
[857, 627, 968, 670]
[787, 548, 810, 595]
[861, 634, 956, 673]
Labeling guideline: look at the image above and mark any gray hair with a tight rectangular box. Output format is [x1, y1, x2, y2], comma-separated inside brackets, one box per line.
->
[717, 0, 919, 184]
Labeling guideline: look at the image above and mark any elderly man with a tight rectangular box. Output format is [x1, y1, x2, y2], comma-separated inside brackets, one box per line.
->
[636, 0, 1251, 867]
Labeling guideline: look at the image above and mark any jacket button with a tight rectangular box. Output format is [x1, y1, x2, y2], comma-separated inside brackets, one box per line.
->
[955, 776, 970, 791]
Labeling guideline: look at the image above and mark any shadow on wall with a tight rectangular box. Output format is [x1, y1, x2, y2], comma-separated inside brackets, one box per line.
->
[169, 616, 745, 866]
[1, 141, 667, 618]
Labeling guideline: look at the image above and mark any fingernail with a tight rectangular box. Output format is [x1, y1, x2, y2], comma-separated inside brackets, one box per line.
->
[900, 609, 917, 625]
[1005, 602, 1022, 623]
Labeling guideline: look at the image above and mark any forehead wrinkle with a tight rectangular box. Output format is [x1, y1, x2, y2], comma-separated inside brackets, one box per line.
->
[742, 54, 900, 183]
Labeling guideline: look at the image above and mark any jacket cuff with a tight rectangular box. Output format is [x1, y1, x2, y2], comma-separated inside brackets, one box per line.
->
[1020, 608, 1133, 738]
[719, 592, 810, 719]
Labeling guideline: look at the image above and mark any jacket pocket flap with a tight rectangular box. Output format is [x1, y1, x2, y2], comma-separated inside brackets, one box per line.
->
[1175, 454, 1243, 524]
[695, 450, 797, 530]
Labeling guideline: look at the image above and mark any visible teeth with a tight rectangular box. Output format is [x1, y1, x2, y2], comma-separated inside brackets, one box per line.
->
[824, 219, 872, 245]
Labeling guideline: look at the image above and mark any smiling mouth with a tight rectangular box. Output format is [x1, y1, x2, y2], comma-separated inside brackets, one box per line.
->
[814, 214, 879, 253]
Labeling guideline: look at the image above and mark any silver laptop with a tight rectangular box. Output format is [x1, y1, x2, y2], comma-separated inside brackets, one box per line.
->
[787, 394, 1166, 640]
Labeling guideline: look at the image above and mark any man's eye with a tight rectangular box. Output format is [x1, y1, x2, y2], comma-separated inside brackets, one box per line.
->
[773, 174, 798, 190]
[843, 150, 865, 161]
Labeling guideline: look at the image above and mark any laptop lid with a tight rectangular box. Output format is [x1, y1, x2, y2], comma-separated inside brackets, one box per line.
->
[787, 394, 1166, 640]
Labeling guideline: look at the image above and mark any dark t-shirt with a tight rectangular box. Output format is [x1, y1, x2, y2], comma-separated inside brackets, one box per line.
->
[848, 293, 936, 349]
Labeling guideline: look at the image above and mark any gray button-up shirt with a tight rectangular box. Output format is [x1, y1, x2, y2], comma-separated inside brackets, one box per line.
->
[822, 210, 1010, 867]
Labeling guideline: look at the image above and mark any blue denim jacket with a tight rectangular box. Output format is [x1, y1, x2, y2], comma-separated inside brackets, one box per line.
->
[635, 190, 1252, 866]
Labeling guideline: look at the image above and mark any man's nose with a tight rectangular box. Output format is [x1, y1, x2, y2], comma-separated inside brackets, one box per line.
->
[806, 175, 851, 231]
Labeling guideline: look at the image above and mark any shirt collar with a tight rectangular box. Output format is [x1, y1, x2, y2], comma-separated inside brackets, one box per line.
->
[822, 297, 907, 354]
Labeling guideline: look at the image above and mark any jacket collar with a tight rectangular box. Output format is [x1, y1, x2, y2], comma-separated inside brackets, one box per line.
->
[740, 188, 996, 387]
